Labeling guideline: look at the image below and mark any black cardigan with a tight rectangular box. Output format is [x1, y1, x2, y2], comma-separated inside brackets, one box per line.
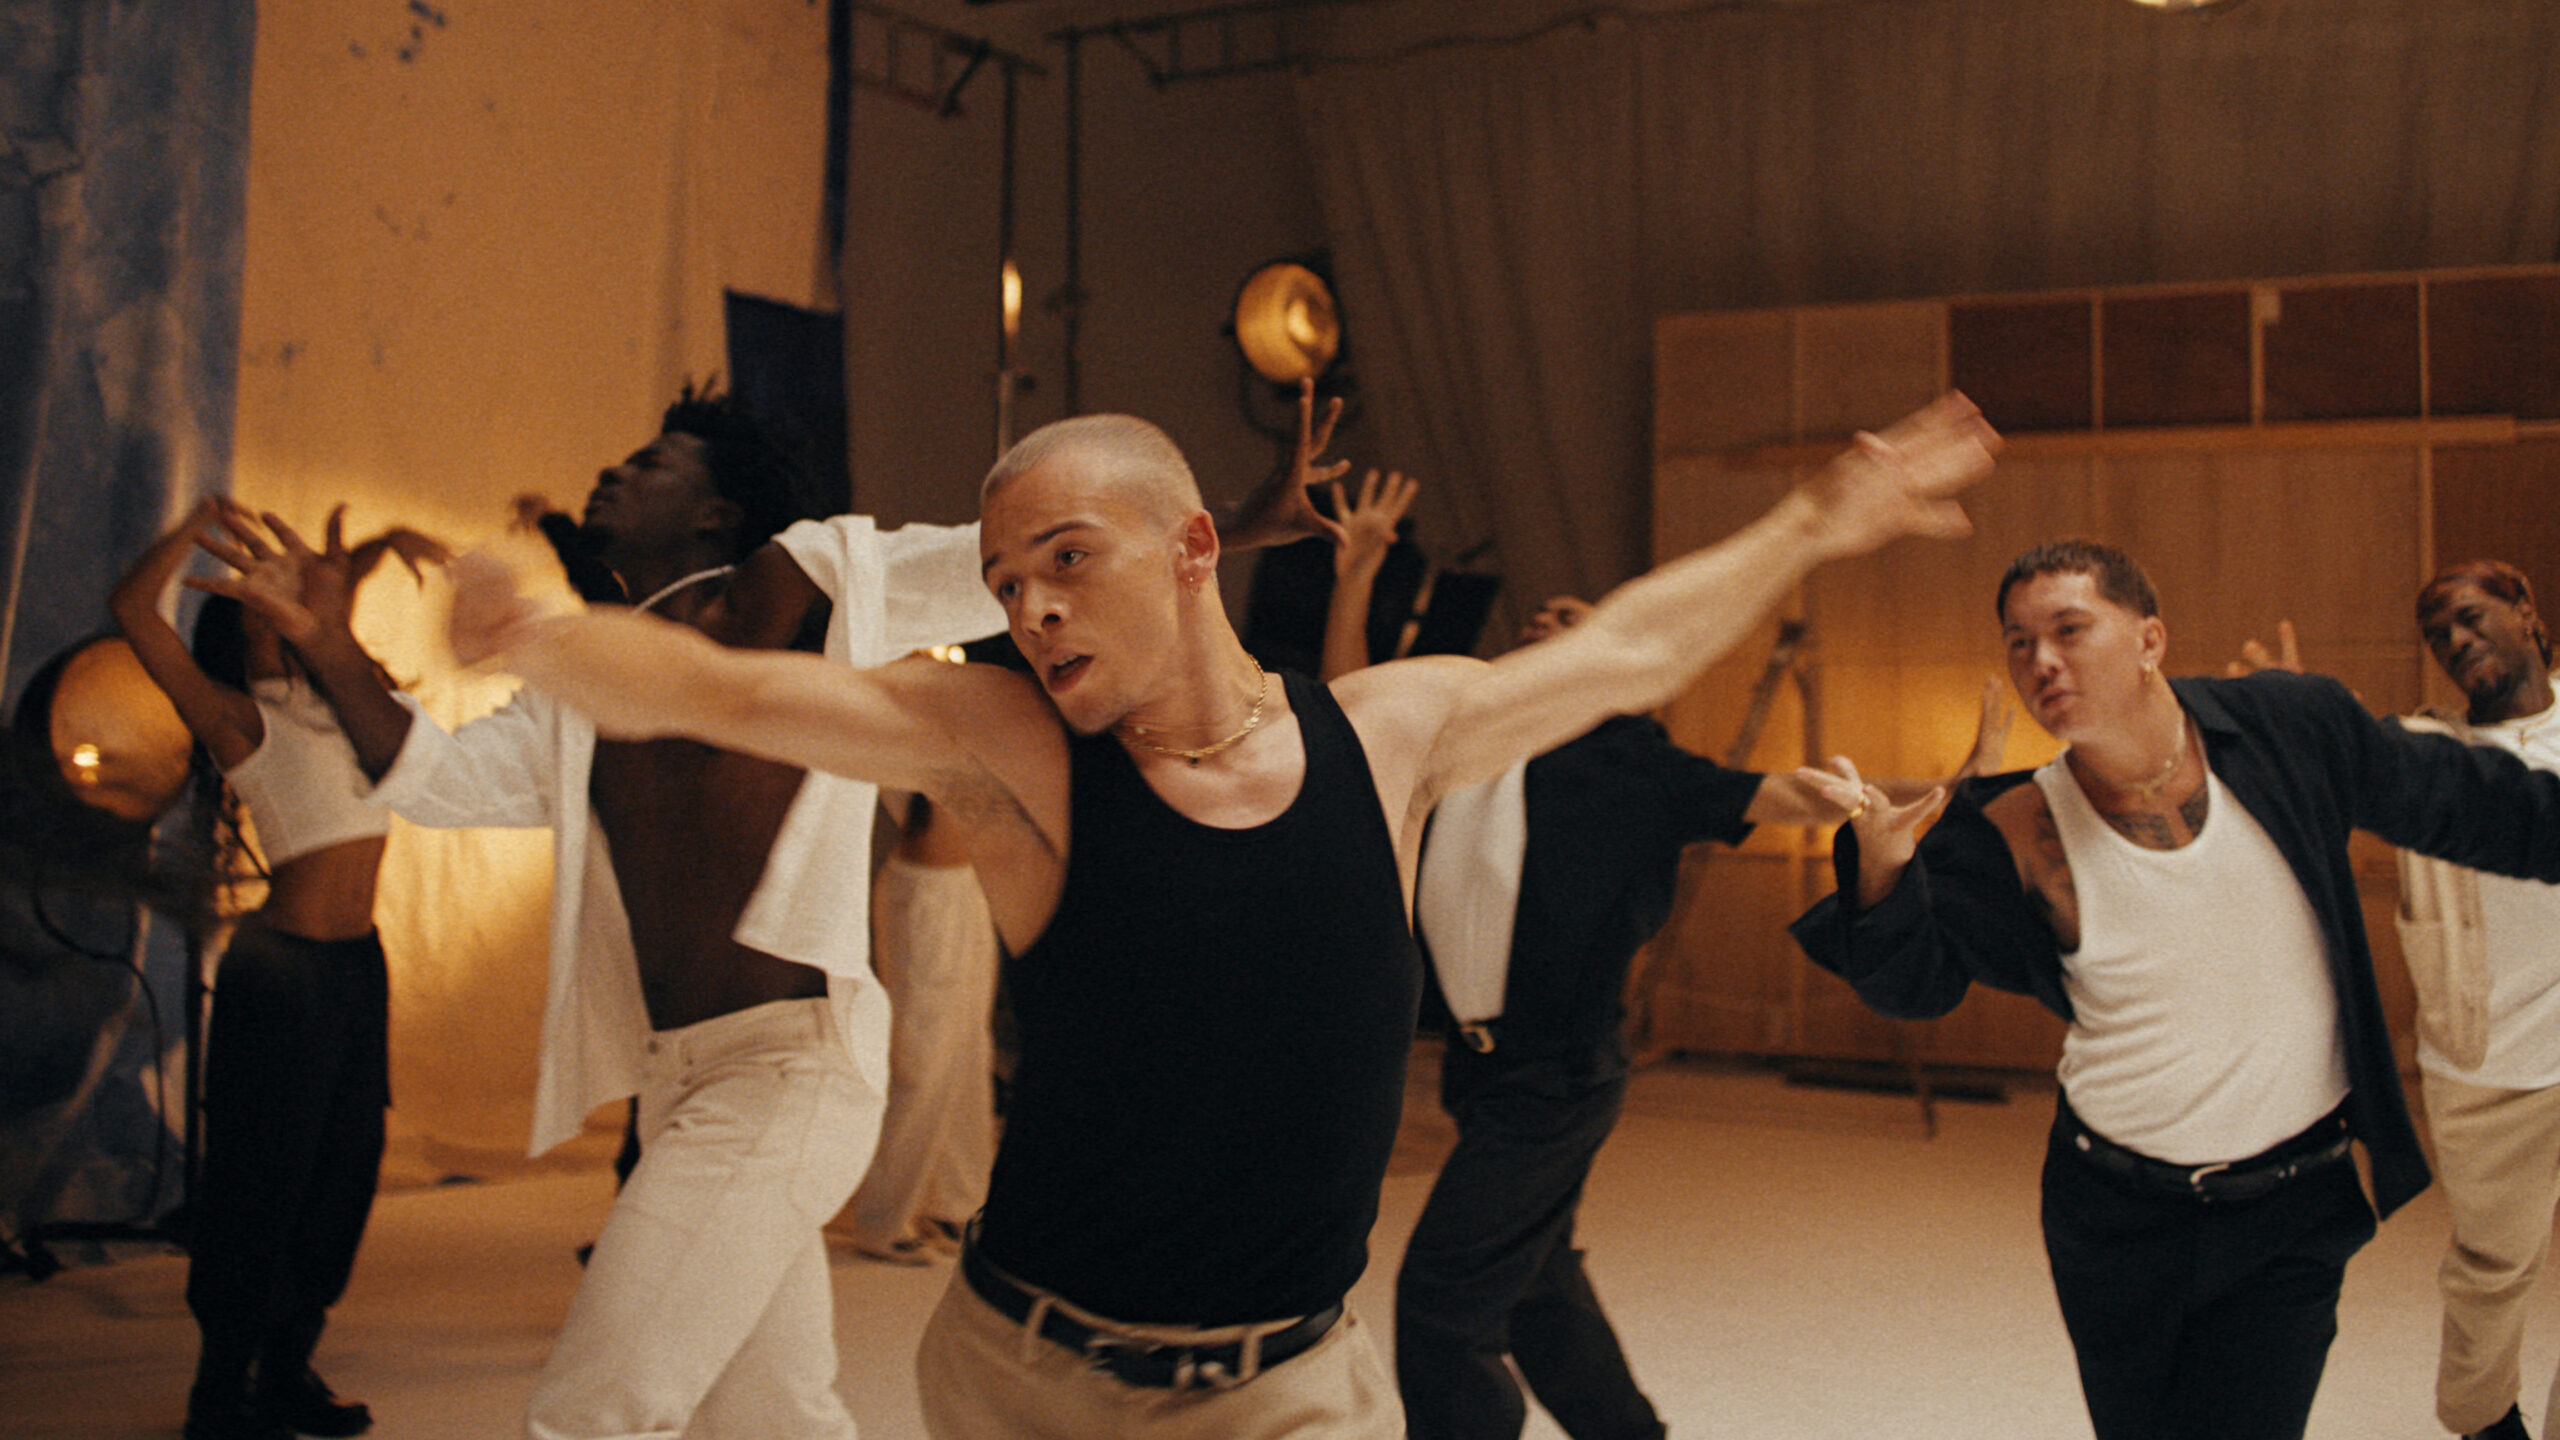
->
[1791, 670, 2560, 1218]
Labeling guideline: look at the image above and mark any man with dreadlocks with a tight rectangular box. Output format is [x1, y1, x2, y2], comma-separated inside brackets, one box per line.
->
[206, 386, 1003, 1439]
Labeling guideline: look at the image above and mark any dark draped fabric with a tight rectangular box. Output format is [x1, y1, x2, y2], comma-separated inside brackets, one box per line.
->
[1, 0, 256, 1234]
[1296, 0, 2560, 639]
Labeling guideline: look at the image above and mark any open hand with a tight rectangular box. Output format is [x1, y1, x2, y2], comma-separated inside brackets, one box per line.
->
[445, 549, 548, 668]
[1795, 754, 1949, 889]
[1958, 676, 2014, 779]
[2223, 619, 2302, 677]
[1802, 392, 2001, 560]
[187, 503, 335, 648]
[351, 525, 453, 583]
[1330, 468, 1418, 579]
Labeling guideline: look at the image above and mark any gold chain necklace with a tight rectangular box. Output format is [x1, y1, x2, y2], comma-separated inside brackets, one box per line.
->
[2076, 716, 2188, 798]
[1119, 656, 1268, 767]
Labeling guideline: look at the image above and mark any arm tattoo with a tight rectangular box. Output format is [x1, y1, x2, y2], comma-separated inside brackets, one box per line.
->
[2026, 805, 2078, 915]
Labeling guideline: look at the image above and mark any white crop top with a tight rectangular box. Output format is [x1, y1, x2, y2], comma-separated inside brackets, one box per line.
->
[221, 676, 392, 867]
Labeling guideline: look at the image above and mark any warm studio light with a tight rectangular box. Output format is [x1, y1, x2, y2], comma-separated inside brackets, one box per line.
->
[44, 638, 193, 822]
[1002, 260, 1022, 344]
[1231, 261, 1341, 385]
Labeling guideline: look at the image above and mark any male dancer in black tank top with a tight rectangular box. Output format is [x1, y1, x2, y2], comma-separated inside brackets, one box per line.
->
[444, 390, 2002, 1438]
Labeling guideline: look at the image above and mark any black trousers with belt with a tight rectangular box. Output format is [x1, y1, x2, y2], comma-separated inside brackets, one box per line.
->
[2042, 1095, 2377, 1440]
[184, 924, 389, 1387]
[1395, 1042, 1666, 1440]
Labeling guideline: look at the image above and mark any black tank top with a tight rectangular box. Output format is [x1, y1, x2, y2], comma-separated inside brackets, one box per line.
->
[976, 671, 1422, 1324]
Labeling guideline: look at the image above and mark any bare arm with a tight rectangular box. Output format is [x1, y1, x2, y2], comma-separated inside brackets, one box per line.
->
[109, 497, 262, 769]
[445, 552, 1047, 805]
[1359, 393, 1999, 808]
[1319, 469, 1419, 683]
[190, 507, 418, 780]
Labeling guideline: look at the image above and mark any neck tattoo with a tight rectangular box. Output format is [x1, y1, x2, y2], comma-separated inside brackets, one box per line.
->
[1119, 656, 1269, 767]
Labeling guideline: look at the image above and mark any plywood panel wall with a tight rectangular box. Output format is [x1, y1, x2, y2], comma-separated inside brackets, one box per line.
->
[1650, 264, 2560, 1076]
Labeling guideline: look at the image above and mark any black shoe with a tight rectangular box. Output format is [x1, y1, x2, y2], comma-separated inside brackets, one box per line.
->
[2466, 1404, 2532, 1440]
[184, 1388, 293, 1440]
[257, 1367, 372, 1438]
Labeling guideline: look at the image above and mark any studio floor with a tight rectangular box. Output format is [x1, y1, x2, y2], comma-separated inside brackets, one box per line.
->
[0, 1049, 2539, 1439]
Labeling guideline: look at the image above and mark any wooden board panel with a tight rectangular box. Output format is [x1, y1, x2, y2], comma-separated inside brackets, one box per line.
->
[2102, 289, 2253, 428]
[1949, 297, 2093, 434]
[2097, 447, 2424, 713]
[2262, 280, 2422, 421]
[1651, 267, 2560, 1076]
[1794, 302, 1944, 441]
[2429, 274, 2560, 421]
[1655, 311, 1795, 456]
[1808, 453, 2101, 668]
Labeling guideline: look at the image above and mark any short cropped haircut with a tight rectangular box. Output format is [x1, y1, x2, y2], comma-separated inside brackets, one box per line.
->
[658, 382, 811, 560]
[981, 414, 1202, 526]
[1995, 540, 2160, 622]
[2419, 559, 2552, 664]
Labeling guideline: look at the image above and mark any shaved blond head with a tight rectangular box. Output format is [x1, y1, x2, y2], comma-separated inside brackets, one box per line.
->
[981, 414, 1203, 530]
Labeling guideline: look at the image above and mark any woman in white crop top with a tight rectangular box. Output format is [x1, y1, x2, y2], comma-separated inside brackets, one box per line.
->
[112, 498, 444, 1440]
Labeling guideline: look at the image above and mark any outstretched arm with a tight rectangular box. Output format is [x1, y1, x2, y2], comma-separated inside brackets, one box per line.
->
[1319, 468, 1419, 682]
[441, 551, 1044, 803]
[109, 498, 263, 770]
[1366, 393, 2000, 805]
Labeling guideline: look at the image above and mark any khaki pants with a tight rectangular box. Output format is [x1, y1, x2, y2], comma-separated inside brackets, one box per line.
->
[914, 1270, 1401, 1440]
[2424, 1069, 2560, 1434]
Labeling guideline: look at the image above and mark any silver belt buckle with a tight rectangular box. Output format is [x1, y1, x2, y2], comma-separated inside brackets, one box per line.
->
[2186, 1160, 2234, 1199]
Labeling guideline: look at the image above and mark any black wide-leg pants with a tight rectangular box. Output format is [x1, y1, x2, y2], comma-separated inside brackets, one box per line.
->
[184, 924, 388, 1383]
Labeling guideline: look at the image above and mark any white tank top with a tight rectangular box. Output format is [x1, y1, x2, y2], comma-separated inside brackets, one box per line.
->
[221, 676, 392, 867]
[2036, 755, 2347, 1164]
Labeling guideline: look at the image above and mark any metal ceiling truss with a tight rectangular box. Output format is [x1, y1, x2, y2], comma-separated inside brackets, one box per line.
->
[849, 1, 1044, 116]
[1052, 0, 1375, 87]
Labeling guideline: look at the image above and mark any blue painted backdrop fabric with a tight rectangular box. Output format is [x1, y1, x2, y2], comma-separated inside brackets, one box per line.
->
[1, 0, 255, 1236]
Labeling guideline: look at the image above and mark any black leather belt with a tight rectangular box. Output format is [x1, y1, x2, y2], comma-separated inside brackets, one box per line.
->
[2058, 1099, 2354, 1204]
[959, 1238, 1342, 1390]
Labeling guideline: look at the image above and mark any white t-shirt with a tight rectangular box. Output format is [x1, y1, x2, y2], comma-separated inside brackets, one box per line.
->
[2425, 694, 2560, 1089]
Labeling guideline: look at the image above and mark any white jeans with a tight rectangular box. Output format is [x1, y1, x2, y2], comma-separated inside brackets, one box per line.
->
[849, 856, 999, 1247]
[527, 998, 879, 1440]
